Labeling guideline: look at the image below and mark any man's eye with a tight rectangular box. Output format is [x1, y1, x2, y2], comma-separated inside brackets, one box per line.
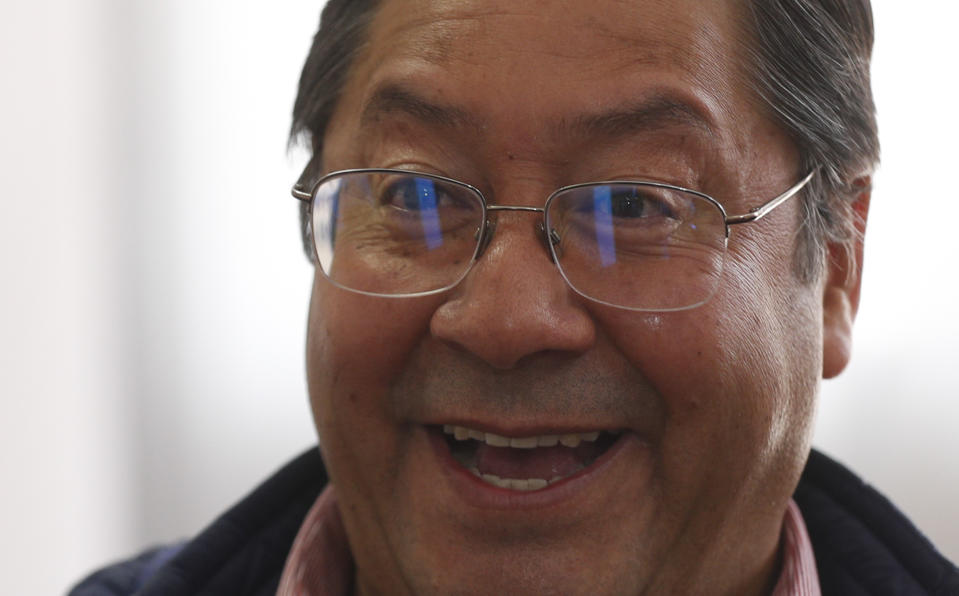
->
[379, 176, 469, 214]
[382, 178, 431, 211]
[607, 189, 673, 220]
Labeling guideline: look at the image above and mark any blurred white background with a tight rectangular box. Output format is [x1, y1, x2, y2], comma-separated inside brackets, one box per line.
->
[0, 2, 956, 594]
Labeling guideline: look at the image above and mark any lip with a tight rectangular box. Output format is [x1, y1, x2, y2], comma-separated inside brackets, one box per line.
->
[424, 417, 625, 437]
[427, 424, 644, 511]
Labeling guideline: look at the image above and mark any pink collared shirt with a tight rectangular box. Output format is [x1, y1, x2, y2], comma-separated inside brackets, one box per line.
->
[278, 488, 821, 596]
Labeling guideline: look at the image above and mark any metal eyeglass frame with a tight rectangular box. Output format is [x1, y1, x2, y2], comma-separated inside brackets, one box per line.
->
[291, 168, 816, 311]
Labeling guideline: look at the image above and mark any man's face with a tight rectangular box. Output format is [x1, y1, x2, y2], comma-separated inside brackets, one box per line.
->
[307, 1, 845, 594]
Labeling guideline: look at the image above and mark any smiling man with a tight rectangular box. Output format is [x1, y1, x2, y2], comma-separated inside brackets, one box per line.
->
[71, 1, 959, 595]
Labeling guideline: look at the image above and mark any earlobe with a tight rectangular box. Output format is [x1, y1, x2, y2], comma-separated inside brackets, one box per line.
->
[822, 177, 871, 379]
[822, 283, 855, 379]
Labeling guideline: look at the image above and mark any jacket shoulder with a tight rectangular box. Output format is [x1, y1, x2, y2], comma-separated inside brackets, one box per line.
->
[796, 449, 959, 595]
[67, 544, 185, 595]
[69, 447, 327, 596]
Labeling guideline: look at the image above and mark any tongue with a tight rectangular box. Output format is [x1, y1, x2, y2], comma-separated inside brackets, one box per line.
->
[475, 442, 605, 479]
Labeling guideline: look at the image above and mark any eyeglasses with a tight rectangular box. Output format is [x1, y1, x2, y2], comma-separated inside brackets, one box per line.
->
[291, 168, 814, 312]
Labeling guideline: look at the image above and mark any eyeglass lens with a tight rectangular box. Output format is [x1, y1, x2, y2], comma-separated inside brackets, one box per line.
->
[311, 171, 727, 311]
[547, 183, 726, 310]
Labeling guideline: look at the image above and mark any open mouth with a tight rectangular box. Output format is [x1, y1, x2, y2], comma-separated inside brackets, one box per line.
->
[440, 424, 622, 491]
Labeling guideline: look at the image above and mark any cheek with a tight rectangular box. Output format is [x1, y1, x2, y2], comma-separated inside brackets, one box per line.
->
[305, 274, 445, 460]
[307, 275, 440, 400]
[593, 238, 821, 476]
[701, 245, 822, 478]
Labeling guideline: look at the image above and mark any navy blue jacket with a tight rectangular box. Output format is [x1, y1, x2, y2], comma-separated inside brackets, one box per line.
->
[70, 448, 959, 595]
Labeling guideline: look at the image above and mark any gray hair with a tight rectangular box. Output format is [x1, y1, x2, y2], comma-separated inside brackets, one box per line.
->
[291, 0, 879, 282]
[742, 0, 878, 282]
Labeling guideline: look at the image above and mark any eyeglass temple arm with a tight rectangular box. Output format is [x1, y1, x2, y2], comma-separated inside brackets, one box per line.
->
[725, 170, 816, 226]
[291, 157, 322, 202]
[292, 185, 311, 201]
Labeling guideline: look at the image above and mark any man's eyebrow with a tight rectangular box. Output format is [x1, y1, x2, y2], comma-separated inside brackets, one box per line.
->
[566, 97, 716, 139]
[360, 83, 714, 141]
[360, 84, 480, 130]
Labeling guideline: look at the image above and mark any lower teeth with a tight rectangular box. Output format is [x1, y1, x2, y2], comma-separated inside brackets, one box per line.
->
[444, 428, 618, 491]
[468, 468, 582, 491]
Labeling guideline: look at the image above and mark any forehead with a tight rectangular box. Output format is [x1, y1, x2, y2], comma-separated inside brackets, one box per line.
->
[379, 1, 733, 58]
[351, 0, 746, 114]
[320, 0, 785, 198]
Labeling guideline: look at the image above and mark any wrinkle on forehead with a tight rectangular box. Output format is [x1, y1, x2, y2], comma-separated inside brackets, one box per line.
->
[365, 0, 739, 82]
[362, 2, 532, 68]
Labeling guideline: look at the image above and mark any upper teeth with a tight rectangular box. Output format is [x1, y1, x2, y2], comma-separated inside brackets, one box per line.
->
[443, 424, 603, 448]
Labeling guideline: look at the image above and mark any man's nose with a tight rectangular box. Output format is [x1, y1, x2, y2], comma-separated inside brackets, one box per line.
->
[429, 212, 596, 369]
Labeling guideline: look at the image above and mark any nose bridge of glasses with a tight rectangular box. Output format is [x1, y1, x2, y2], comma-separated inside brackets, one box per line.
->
[485, 205, 546, 214]
[476, 205, 556, 262]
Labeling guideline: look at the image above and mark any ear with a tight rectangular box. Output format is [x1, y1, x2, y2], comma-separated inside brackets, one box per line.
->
[822, 177, 871, 379]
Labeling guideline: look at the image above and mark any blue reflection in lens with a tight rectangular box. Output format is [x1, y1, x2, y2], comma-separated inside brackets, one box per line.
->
[416, 178, 443, 249]
[330, 183, 340, 243]
[315, 178, 343, 247]
[593, 186, 617, 267]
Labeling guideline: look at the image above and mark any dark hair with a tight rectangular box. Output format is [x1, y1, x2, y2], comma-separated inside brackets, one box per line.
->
[290, 0, 380, 258]
[291, 0, 878, 280]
